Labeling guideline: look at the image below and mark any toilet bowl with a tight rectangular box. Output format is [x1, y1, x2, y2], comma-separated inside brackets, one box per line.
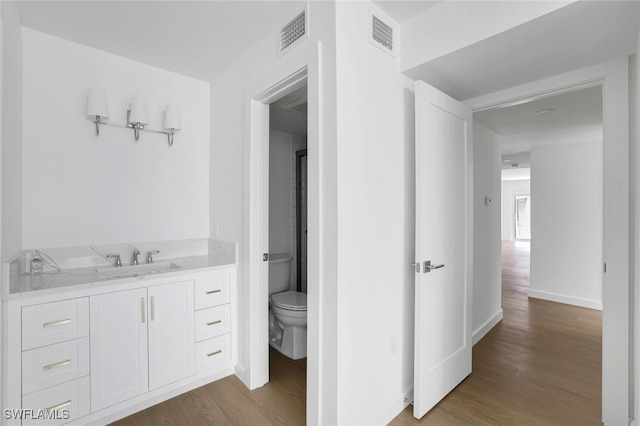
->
[270, 290, 307, 360]
[268, 254, 307, 360]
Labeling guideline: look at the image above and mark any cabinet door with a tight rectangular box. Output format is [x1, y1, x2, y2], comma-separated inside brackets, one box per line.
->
[90, 288, 148, 411]
[148, 280, 195, 390]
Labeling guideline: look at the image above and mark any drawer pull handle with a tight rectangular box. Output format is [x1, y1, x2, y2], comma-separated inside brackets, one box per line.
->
[43, 359, 72, 371]
[43, 319, 71, 328]
[206, 289, 222, 295]
[44, 399, 72, 412]
[206, 320, 222, 326]
[207, 349, 222, 357]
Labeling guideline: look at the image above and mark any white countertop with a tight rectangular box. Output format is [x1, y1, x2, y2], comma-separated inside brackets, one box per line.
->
[5, 240, 237, 300]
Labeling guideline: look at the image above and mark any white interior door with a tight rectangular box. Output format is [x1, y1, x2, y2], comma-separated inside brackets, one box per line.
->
[413, 80, 472, 419]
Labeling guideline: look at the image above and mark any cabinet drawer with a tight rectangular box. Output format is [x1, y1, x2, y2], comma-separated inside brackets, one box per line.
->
[195, 305, 230, 342]
[22, 299, 89, 351]
[196, 334, 231, 374]
[22, 337, 90, 395]
[21, 376, 90, 426]
[194, 269, 233, 309]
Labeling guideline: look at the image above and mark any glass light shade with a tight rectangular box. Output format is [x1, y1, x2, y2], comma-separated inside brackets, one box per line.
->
[163, 105, 181, 130]
[129, 97, 149, 125]
[87, 89, 109, 119]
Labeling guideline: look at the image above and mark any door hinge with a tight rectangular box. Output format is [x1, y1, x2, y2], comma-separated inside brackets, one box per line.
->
[263, 253, 269, 262]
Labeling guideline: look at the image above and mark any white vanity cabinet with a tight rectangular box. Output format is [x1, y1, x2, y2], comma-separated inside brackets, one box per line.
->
[19, 299, 91, 425]
[193, 268, 234, 374]
[89, 288, 149, 411]
[4, 263, 236, 426]
[90, 280, 195, 411]
[147, 281, 195, 390]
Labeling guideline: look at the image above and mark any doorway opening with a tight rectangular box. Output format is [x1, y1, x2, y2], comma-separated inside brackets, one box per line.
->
[474, 84, 604, 422]
[265, 84, 308, 421]
[514, 194, 531, 241]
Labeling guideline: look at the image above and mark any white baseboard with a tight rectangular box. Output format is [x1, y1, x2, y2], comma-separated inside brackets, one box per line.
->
[473, 309, 503, 345]
[363, 387, 413, 425]
[234, 364, 250, 389]
[528, 289, 602, 310]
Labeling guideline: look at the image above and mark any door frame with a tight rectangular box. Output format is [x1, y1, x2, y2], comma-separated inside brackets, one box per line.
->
[465, 58, 630, 425]
[242, 43, 322, 424]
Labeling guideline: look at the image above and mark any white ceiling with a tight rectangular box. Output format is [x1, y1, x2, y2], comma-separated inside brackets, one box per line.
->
[475, 85, 602, 165]
[270, 85, 307, 135]
[475, 85, 602, 138]
[501, 152, 531, 170]
[372, 0, 442, 23]
[502, 167, 531, 181]
[17, 1, 638, 96]
[16, 1, 306, 82]
[406, 1, 640, 100]
[14, 0, 439, 83]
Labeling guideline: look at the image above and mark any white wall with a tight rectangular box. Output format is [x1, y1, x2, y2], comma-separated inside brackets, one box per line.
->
[0, 1, 22, 413]
[629, 25, 640, 425]
[501, 176, 531, 241]
[530, 142, 603, 309]
[472, 121, 502, 343]
[334, 3, 415, 424]
[268, 129, 293, 256]
[21, 29, 210, 249]
[1, 2, 21, 261]
[209, 3, 339, 423]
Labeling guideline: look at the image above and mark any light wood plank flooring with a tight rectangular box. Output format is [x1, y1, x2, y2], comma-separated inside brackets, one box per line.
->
[110, 347, 306, 425]
[111, 241, 601, 425]
[391, 240, 601, 425]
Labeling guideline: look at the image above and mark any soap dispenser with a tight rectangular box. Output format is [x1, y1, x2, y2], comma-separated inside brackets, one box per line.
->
[30, 253, 43, 275]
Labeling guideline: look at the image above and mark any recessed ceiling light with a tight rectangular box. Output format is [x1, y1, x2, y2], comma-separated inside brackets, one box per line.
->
[536, 108, 554, 115]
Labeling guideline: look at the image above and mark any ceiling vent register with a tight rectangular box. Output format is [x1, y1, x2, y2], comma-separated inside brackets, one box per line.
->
[371, 14, 393, 52]
[280, 10, 306, 52]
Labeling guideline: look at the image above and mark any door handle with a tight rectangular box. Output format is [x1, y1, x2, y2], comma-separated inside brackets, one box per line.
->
[424, 260, 444, 273]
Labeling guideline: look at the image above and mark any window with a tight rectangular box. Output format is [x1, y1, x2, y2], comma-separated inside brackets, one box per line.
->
[515, 195, 531, 240]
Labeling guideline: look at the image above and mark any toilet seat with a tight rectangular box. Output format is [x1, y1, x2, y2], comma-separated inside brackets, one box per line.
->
[271, 291, 307, 311]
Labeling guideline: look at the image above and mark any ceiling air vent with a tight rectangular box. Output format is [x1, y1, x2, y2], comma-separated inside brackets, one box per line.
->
[371, 14, 394, 53]
[279, 10, 306, 53]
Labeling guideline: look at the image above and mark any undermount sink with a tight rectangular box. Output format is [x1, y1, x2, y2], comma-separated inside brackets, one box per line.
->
[96, 262, 181, 279]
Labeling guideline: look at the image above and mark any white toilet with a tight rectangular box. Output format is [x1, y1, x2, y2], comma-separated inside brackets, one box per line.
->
[268, 254, 307, 360]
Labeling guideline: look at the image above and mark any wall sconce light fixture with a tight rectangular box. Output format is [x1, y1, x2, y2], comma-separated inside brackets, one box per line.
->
[87, 89, 109, 136]
[128, 97, 149, 141]
[163, 105, 181, 146]
[86, 90, 181, 146]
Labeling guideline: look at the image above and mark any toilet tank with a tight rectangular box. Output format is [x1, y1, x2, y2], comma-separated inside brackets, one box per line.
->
[268, 253, 292, 294]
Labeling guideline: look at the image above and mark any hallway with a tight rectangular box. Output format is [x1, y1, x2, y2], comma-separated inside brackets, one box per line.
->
[391, 240, 601, 425]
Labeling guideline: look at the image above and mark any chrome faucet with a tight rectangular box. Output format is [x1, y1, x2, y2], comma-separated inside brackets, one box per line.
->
[106, 254, 122, 267]
[146, 250, 160, 264]
[131, 249, 140, 265]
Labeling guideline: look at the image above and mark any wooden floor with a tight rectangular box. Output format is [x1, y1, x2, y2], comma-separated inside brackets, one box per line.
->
[112, 241, 601, 425]
[391, 240, 602, 425]
[110, 347, 306, 425]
